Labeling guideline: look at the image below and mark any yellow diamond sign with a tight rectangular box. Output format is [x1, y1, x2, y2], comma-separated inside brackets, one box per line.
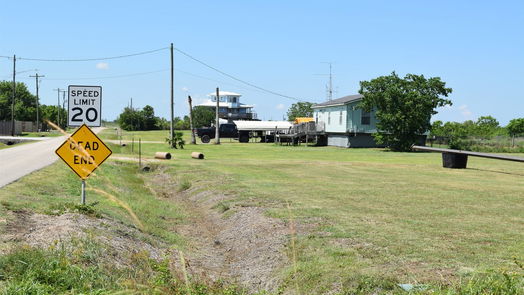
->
[55, 124, 112, 180]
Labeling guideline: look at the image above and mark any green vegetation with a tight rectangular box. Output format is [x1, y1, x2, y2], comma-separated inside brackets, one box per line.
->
[1, 128, 523, 293]
[99, 129, 524, 292]
[0, 81, 68, 129]
[359, 72, 452, 151]
[0, 238, 251, 294]
[431, 118, 524, 152]
[287, 102, 314, 121]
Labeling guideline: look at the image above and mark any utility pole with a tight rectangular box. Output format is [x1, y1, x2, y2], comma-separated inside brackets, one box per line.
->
[30, 73, 45, 132]
[54, 88, 61, 127]
[170, 43, 174, 147]
[215, 87, 220, 144]
[11, 55, 16, 136]
[188, 95, 196, 144]
[62, 90, 66, 127]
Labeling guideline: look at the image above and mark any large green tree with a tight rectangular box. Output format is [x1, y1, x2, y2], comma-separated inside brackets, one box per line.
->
[474, 115, 499, 139]
[0, 81, 37, 122]
[117, 105, 162, 131]
[359, 72, 452, 151]
[192, 106, 215, 128]
[507, 118, 524, 137]
[286, 102, 313, 121]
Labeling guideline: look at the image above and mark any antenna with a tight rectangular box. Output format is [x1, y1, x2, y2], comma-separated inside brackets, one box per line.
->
[319, 62, 334, 101]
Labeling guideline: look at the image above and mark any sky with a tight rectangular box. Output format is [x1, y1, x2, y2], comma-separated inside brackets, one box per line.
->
[0, 0, 523, 125]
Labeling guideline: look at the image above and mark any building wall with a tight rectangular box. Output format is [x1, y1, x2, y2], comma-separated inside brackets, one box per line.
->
[314, 105, 347, 133]
[327, 134, 349, 147]
[314, 101, 377, 134]
[345, 101, 378, 133]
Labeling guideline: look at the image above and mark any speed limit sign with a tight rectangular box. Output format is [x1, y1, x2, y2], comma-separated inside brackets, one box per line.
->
[68, 85, 102, 127]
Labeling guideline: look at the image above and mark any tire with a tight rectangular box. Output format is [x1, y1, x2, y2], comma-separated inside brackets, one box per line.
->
[201, 135, 211, 143]
[239, 134, 249, 143]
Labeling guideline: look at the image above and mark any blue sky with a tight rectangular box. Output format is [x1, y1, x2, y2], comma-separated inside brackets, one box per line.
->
[1, 0, 522, 125]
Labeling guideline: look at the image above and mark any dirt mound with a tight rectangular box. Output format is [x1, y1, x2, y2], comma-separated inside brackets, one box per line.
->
[1, 210, 166, 267]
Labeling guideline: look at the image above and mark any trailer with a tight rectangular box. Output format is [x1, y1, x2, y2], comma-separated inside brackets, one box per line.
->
[195, 120, 293, 143]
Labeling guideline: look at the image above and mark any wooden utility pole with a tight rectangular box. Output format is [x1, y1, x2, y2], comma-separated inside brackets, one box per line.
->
[62, 90, 66, 127]
[188, 95, 196, 144]
[30, 73, 44, 132]
[170, 43, 174, 147]
[215, 87, 220, 144]
[11, 55, 16, 136]
[54, 88, 61, 127]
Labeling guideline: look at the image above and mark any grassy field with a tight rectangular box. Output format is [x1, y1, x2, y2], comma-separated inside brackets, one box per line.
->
[0, 128, 522, 294]
[101, 129, 524, 292]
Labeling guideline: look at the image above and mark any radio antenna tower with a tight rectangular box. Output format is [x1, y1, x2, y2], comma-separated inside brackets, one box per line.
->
[321, 62, 333, 101]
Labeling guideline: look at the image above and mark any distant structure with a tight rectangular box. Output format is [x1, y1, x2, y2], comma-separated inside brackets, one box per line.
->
[196, 91, 256, 121]
[312, 94, 380, 148]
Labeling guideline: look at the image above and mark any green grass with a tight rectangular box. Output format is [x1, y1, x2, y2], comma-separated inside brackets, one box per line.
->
[1, 127, 523, 293]
[0, 237, 252, 294]
[0, 141, 33, 150]
[0, 160, 184, 245]
[101, 129, 524, 292]
[21, 131, 63, 138]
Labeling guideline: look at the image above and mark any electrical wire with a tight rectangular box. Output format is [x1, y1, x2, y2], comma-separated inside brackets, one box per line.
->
[41, 69, 169, 81]
[174, 47, 305, 102]
[16, 47, 169, 62]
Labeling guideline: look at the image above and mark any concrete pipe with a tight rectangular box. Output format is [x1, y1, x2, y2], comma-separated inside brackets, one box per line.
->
[191, 152, 204, 159]
[155, 152, 172, 160]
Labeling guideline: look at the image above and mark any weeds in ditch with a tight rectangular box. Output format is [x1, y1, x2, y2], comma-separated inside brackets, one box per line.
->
[0, 238, 263, 295]
[46, 201, 101, 217]
[177, 179, 192, 192]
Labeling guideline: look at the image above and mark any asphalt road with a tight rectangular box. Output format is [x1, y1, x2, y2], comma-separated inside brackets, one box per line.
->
[0, 128, 104, 188]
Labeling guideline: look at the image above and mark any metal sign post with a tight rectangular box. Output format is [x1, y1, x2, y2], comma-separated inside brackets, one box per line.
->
[81, 180, 86, 205]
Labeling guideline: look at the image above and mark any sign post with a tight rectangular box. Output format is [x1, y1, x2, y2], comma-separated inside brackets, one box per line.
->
[56, 85, 109, 204]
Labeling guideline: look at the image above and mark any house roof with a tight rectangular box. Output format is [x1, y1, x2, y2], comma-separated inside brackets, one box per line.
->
[207, 91, 242, 97]
[312, 94, 363, 108]
[197, 100, 254, 108]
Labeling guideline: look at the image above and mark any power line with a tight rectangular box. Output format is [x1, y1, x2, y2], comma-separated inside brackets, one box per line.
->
[16, 47, 169, 62]
[174, 47, 305, 102]
[42, 69, 169, 80]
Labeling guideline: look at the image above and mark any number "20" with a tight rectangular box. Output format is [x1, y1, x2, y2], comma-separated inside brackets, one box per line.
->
[71, 107, 98, 122]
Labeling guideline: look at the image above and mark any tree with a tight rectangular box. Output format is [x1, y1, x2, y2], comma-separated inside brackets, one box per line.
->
[0, 81, 37, 122]
[40, 105, 67, 130]
[141, 105, 158, 130]
[507, 118, 524, 137]
[475, 115, 499, 139]
[286, 102, 313, 121]
[192, 106, 215, 128]
[359, 72, 452, 151]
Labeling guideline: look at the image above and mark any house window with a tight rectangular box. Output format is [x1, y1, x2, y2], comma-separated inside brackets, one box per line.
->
[339, 111, 343, 125]
[315, 113, 318, 123]
[361, 110, 371, 125]
[328, 112, 331, 125]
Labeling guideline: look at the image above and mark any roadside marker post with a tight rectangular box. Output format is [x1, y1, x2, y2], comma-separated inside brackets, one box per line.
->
[55, 85, 110, 204]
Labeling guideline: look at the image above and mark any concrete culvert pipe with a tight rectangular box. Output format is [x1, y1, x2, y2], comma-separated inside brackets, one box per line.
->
[191, 152, 204, 159]
[154, 152, 172, 160]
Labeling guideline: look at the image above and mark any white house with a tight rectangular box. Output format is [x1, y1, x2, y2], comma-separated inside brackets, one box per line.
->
[196, 91, 256, 121]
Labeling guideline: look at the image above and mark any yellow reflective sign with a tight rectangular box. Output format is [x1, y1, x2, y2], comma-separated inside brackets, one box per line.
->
[55, 124, 112, 180]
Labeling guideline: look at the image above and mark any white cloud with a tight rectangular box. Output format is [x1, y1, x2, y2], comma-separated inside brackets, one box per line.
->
[458, 104, 472, 118]
[181, 87, 189, 92]
[96, 62, 109, 70]
[276, 103, 285, 110]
